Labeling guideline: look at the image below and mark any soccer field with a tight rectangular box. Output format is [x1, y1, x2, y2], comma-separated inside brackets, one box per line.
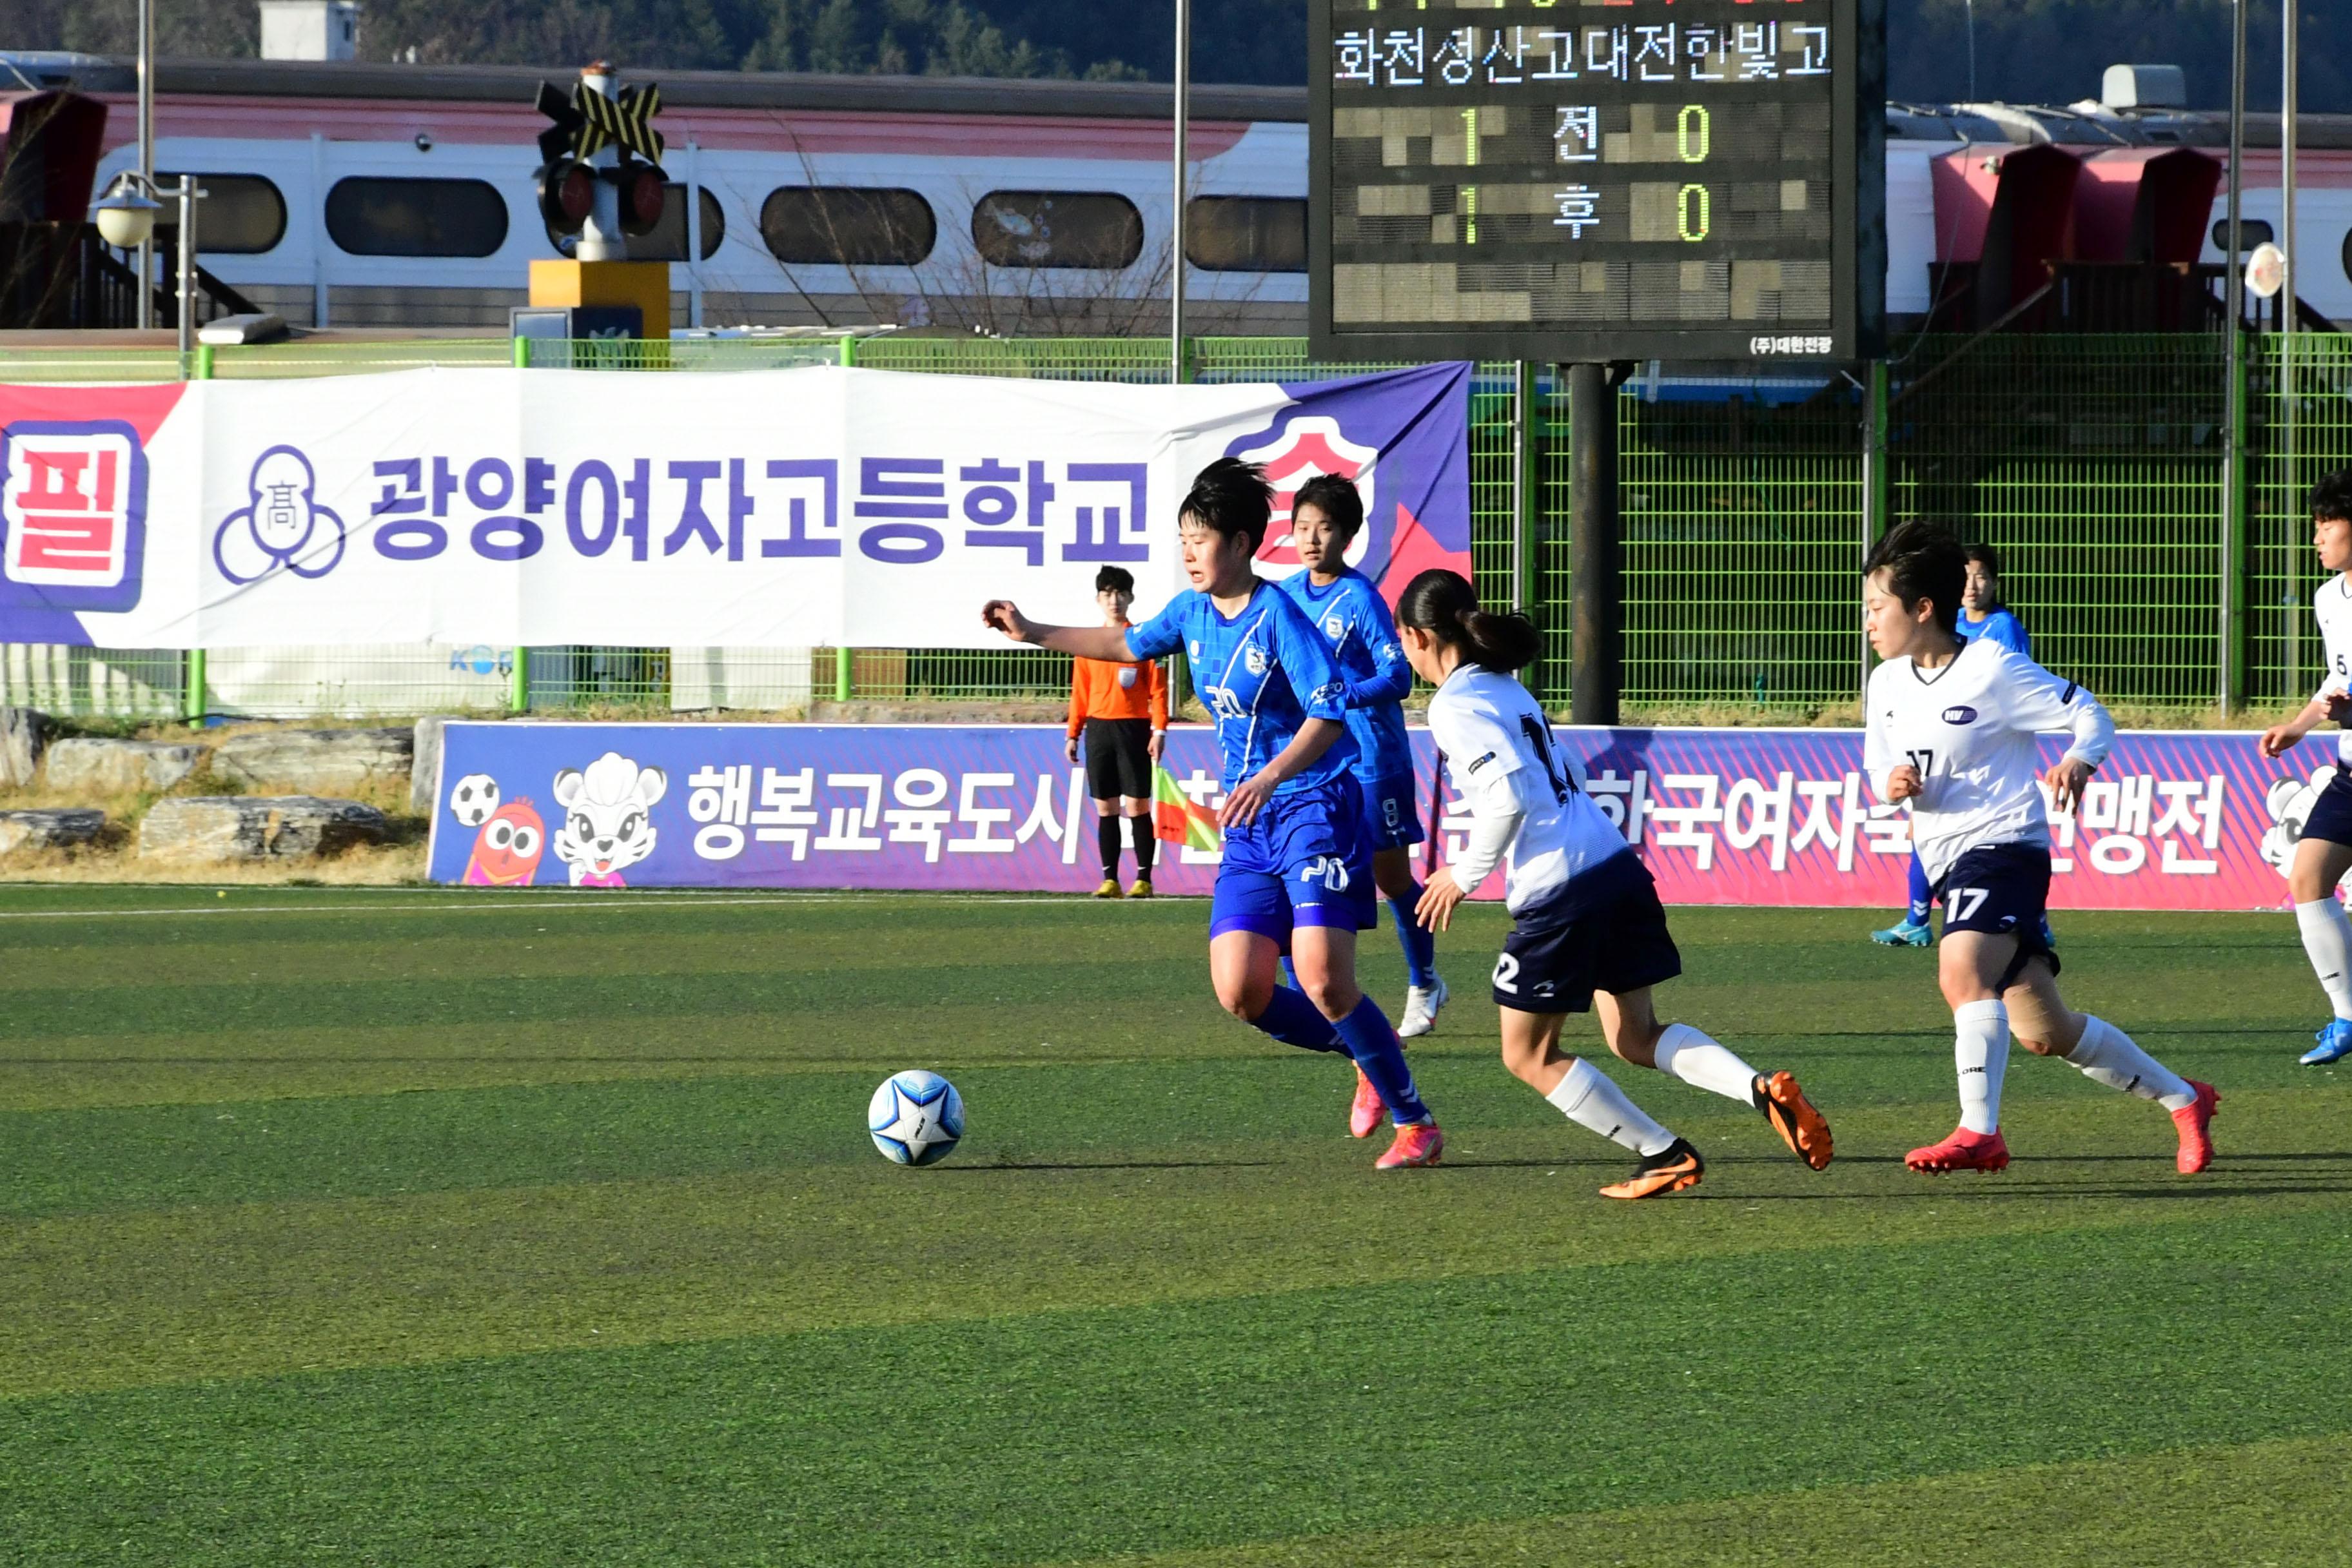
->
[1, 886, 2347, 1566]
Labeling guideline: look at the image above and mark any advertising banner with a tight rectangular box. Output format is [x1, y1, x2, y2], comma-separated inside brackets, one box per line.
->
[429, 720, 2330, 913]
[0, 363, 1471, 650]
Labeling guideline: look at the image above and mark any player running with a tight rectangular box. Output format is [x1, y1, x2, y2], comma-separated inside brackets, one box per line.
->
[1874, 543, 2033, 948]
[1280, 475, 1448, 1136]
[2259, 467, 2352, 1066]
[1398, 568, 1832, 1199]
[981, 458, 1444, 1170]
[1862, 520, 2219, 1174]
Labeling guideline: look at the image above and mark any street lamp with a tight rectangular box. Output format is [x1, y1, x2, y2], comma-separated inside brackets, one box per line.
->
[93, 170, 206, 364]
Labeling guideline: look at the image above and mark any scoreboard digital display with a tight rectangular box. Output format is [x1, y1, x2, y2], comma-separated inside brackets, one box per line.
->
[1309, 0, 1885, 364]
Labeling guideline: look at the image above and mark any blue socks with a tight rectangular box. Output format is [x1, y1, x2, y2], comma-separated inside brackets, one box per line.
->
[1387, 886, 1438, 988]
[1907, 854, 1933, 926]
[1332, 995, 1431, 1126]
[1250, 985, 1346, 1053]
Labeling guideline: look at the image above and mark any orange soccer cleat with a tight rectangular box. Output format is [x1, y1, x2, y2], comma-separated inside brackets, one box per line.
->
[1756, 1070, 1834, 1171]
[2173, 1080, 2220, 1174]
[1905, 1126, 2010, 1173]
[1375, 1121, 1444, 1170]
[1599, 1137, 1705, 1200]
[1349, 1064, 1386, 1139]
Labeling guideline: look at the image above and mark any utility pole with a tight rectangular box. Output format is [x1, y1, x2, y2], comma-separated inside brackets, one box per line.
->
[135, 0, 154, 329]
[1170, 0, 1190, 386]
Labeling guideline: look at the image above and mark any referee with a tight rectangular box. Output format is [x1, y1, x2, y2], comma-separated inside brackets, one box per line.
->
[1066, 565, 1170, 897]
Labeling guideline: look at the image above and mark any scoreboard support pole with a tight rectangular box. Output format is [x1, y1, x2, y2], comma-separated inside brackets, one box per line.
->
[1567, 362, 1621, 727]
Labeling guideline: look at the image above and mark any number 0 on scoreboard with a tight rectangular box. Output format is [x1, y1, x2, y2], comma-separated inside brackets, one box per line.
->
[1309, 0, 1886, 364]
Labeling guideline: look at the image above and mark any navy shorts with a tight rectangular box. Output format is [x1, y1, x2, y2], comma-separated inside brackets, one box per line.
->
[2303, 766, 2352, 848]
[1934, 842, 2061, 986]
[1492, 854, 1683, 1013]
[1209, 775, 1379, 945]
[1358, 769, 1426, 852]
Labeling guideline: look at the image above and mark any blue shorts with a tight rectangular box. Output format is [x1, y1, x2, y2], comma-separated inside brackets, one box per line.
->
[1494, 854, 1681, 1012]
[1357, 769, 1426, 852]
[1934, 842, 2061, 988]
[2303, 765, 2352, 848]
[1209, 776, 1380, 945]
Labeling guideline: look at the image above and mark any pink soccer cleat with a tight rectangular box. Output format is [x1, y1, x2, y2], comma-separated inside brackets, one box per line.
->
[1905, 1126, 2010, 1173]
[1349, 1065, 1385, 1139]
[2173, 1081, 2220, 1174]
[1375, 1122, 1444, 1170]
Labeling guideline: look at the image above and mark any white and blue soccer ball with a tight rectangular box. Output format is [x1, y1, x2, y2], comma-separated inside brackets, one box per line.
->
[868, 1070, 965, 1166]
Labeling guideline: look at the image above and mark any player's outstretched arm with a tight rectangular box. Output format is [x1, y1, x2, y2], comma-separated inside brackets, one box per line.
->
[980, 600, 1134, 662]
[2262, 694, 2338, 758]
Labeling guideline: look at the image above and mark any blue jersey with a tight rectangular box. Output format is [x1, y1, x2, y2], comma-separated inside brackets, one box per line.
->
[1126, 580, 1357, 794]
[1959, 607, 2030, 656]
[1277, 567, 1415, 781]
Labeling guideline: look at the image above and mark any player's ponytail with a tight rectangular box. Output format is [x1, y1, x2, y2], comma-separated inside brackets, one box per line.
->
[1397, 569, 1542, 673]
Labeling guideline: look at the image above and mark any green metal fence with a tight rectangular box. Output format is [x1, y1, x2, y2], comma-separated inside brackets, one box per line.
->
[3, 331, 2349, 721]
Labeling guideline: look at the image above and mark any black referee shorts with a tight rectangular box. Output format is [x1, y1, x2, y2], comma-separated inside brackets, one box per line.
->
[1084, 717, 1153, 801]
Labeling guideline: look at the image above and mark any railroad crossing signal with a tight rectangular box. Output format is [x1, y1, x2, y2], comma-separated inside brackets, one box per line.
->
[532, 69, 667, 244]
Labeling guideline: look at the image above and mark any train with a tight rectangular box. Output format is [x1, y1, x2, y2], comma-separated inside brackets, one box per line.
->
[8, 51, 2352, 335]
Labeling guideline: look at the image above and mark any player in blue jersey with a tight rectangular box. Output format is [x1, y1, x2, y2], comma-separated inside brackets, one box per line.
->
[1281, 475, 1449, 1134]
[981, 458, 1444, 1170]
[1873, 540, 2035, 949]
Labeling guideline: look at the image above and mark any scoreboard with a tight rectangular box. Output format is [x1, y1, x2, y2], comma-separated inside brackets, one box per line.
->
[1309, 0, 1885, 364]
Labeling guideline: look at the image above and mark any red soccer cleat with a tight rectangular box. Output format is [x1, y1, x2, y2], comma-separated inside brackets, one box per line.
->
[2172, 1080, 2220, 1174]
[1349, 1064, 1384, 1139]
[1905, 1125, 2010, 1173]
[1375, 1121, 1444, 1170]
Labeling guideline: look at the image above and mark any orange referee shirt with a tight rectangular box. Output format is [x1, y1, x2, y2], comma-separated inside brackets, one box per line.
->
[1066, 644, 1170, 738]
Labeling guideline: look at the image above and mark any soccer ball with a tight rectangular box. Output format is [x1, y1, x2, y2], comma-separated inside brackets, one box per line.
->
[449, 773, 500, 827]
[868, 1070, 965, 1166]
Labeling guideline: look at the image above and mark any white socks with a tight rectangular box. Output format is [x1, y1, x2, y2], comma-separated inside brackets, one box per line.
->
[2069, 1015, 2197, 1112]
[1651, 1023, 1763, 1106]
[1954, 999, 2010, 1135]
[2295, 898, 2352, 1022]
[1547, 1057, 1678, 1157]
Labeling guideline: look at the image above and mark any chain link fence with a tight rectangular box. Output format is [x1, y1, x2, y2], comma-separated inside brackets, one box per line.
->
[3, 331, 2347, 721]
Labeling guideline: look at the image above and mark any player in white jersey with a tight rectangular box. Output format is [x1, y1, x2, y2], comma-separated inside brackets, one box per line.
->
[1395, 570, 1834, 1199]
[1862, 521, 2219, 1174]
[2259, 468, 2352, 1066]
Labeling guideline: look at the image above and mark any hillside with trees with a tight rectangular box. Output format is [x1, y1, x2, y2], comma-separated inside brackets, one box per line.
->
[14, 0, 2348, 111]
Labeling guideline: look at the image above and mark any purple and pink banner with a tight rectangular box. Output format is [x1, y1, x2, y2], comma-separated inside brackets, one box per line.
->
[430, 720, 2330, 912]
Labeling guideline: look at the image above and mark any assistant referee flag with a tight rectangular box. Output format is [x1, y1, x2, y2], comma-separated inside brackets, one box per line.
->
[1153, 765, 1220, 852]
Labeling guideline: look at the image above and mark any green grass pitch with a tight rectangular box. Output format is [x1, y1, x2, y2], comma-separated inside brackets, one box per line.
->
[2, 884, 2348, 1566]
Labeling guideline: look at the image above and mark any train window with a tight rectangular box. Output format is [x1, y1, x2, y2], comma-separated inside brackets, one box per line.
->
[760, 188, 935, 266]
[2213, 219, 2274, 253]
[325, 177, 508, 257]
[551, 185, 725, 261]
[972, 191, 1142, 270]
[1186, 197, 1306, 273]
[153, 173, 286, 255]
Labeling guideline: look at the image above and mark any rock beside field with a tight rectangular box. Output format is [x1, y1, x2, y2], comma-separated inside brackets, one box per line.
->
[43, 736, 202, 795]
[139, 796, 387, 862]
[0, 808, 104, 853]
[211, 728, 413, 794]
[1, 707, 50, 789]
[411, 715, 454, 815]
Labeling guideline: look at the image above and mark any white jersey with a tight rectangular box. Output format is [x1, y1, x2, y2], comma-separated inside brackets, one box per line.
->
[1426, 662, 1632, 914]
[2313, 573, 2352, 763]
[1865, 640, 2115, 885]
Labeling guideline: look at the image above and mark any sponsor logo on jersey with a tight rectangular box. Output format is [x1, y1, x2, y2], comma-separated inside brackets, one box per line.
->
[1466, 750, 1497, 774]
[1941, 705, 1979, 725]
